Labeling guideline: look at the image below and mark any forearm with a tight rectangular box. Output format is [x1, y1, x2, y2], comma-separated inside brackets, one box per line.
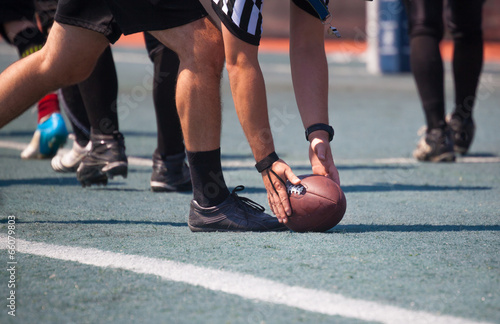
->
[222, 27, 275, 162]
[290, 3, 330, 129]
[228, 64, 276, 161]
[290, 43, 330, 129]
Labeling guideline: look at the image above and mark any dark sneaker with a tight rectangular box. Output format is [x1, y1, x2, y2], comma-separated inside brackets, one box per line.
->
[413, 127, 456, 162]
[188, 186, 287, 232]
[150, 150, 192, 192]
[77, 131, 128, 187]
[448, 115, 475, 155]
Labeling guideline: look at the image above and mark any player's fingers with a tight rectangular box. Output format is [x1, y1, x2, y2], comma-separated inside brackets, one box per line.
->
[267, 192, 277, 218]
[270, 188, 287, 222]
[311, 163, 328, 177]
[314, 142, 327, 161]
[268, 189, 283, 222]
[272, 179, 292, 218]
[284, 167, 301, 186]
[279, 191, 292, 219]
[274, 199, 287, 222]
[267, 173, 288, 219]
[330, 166, 341, 186]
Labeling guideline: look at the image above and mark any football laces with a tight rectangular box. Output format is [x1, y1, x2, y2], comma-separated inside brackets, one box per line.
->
[287, 184, 305, 195]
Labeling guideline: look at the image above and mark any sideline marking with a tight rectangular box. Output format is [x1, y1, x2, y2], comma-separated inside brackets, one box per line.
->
[1, 140, 499, 166]
[0, 235, 492, 324]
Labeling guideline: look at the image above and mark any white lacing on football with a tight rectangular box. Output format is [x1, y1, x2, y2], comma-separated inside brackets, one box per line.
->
[287, 184, 305, 195]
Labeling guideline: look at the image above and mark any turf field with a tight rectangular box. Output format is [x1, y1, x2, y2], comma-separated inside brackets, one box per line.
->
[0, 41, 499, 324]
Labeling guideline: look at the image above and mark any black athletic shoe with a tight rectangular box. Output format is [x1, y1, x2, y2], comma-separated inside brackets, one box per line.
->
[150, 150, 192, 192]
[188, 186, 287, 232]
[413, 127, 456, 162]
[448, 115, 475, 155]
[77, 131, 128, 187]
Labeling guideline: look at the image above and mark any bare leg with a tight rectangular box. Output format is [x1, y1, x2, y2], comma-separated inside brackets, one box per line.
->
[150, 18, 224, 152]
[151, 18, 229, 206]
[0, 22, 109, 128]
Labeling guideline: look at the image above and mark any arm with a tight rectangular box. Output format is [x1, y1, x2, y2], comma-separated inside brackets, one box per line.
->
[290, 2, 340, 185]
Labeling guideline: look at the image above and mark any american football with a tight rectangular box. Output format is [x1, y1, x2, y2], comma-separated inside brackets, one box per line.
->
[286, 174, 346, 232]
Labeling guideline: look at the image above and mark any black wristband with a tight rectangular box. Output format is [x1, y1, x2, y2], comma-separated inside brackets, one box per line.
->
[305, 123, 334, 142]
[255, 152, 280, 173]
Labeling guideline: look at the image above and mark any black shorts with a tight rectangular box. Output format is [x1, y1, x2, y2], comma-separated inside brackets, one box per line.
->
[403, 0, 484, 40]
[212, 0, 328, 46]
[292, 0, 329, 19]
[0, 0, 35, 23]
[55, 0, 208, 44]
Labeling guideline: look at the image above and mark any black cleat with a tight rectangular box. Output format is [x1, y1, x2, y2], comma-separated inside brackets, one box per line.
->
[77, 131, 128, 187]
[188, 186, 287, 232]
[448, 115, 475, 155]
[413, 127, 456, 162]
[150, 150, 192, 192]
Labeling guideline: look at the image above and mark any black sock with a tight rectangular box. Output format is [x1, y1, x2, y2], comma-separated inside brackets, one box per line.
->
[60, 85, 91, 147]
[13, 27, 45, 58]
[187, 148, 230, 207]
[409, 35, 446, 130]
[79, 46, 119, 135]
[151, 45, 184, 156]
[452, 37, 483, 122]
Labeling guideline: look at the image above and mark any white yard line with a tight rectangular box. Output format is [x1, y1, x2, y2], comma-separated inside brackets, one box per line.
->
[1, 140, 499, 166]
[0, 235, 492, 324]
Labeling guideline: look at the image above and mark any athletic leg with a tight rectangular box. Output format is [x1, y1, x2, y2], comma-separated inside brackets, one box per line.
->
[150, 18, 224, 153]
[404, 0, 446, 131]
[78, 46, 119, 135]
[53, 47, 120, 176]
[145, 34, 185, 157]
[144, 32, 191, 192]
[403, 0, 455, 162]
[51, 85, 92, 173]
[0, 21, 109, 128]
[446, 0, 485, 154]
[59, 85, 91, 148]
[150, 18, 230, 205]
[74, 46, 129, 186]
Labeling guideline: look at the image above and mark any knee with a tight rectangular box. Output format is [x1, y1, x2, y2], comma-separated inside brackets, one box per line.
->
[39, 48, 96, 88]
[407, 8, 444, 40]
[224, 50, 256, 74]
[409, 20, 444, 40]
[448, 21, 483, 43]
[185, 19, 224, 77]
[223, 40, 259, 75]
[200, 26, 225, 76]
[206, 42, 225, 77]
[59, 61, 95, 86]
